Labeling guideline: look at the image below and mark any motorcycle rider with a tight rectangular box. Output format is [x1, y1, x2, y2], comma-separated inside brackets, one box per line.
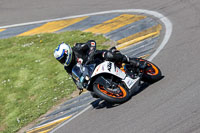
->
[54, 40, 146, 94]
[54, 40, 145, 74]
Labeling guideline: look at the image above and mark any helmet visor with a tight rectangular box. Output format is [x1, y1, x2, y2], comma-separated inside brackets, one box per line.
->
[58, 55, 67, 64]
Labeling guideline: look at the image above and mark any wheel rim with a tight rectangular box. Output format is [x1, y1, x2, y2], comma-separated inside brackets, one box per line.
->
[146, 63, 159, 76]
[97, 84, 127, 98]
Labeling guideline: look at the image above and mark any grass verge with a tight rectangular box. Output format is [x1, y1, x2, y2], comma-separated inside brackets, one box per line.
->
[0, 31, 109, 133]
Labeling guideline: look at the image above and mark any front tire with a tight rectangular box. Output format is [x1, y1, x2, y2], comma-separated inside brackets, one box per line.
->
[93, 81, 130, 103]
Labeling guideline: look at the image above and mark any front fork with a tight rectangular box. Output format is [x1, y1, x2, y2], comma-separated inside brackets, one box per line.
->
[94, 76, 121, 94]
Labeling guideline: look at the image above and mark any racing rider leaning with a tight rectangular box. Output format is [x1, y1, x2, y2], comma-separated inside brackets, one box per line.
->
[53, 40, 146, 92]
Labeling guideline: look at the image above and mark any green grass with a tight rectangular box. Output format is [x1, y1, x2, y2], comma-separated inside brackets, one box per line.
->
[0, 31, 109, 133]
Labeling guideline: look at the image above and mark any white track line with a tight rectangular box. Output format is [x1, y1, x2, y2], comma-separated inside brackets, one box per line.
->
[48, 9, 173, 133]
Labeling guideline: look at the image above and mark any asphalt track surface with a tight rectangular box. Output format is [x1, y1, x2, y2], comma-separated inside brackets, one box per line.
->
[1, 0, 200, 133]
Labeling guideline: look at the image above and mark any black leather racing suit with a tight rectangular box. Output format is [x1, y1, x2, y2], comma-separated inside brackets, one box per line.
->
[64, 40, 98, 74]
[64, 40, 138, 75]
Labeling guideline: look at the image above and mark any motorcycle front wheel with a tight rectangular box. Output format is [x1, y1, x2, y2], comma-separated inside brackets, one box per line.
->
[93, 80, 130, 103]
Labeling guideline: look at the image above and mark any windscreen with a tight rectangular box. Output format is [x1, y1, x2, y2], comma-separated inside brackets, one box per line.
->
[72, 65, 82, 81]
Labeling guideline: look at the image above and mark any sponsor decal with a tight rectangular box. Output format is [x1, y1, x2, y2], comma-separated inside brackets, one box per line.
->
[127, 80, 134, 87]
[94, 65, 101, 75]
[107, 62, 112, 71]
[77, 58, 83, 64]
[125, 77, 139, 89]
[102, 66, 104, 71]
[91, 42, 96, 46]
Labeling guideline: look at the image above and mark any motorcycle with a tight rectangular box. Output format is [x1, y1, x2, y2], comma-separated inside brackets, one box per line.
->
[71, 57, 162, 103]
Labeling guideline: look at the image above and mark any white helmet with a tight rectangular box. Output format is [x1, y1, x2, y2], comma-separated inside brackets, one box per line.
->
[54, 43, 73, 66]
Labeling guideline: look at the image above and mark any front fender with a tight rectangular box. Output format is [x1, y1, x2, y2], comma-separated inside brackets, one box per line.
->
[93, 76, 111, 89]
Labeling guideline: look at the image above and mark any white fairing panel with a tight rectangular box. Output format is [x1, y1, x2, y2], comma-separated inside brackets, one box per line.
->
[91, 61, 126, 79]
[91, 61, 139, 89]
[123, 77, 140, 89]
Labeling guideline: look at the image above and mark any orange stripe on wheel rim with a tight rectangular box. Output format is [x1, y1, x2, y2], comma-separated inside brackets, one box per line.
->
[97, 84, 127, 98]
[146, 63, 159, 76]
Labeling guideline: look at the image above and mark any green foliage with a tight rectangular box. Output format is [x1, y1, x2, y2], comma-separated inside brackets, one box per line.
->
[0, 31, 109, 133]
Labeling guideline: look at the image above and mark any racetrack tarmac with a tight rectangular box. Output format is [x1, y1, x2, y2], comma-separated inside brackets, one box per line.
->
[1, 0, 200, 133]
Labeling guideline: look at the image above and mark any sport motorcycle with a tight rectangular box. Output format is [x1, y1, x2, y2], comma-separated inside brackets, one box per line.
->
[71, 57, 162, 103]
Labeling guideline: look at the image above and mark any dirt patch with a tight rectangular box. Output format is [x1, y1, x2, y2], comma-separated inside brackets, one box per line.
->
[0, 125, 7, 132]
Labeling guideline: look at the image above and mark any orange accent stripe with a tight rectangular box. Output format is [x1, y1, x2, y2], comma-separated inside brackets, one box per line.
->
[120, 67, 126, 73]
[97, 84, 127, 98]
[150, 63, 159, 75]
[118, 85, 127, 98]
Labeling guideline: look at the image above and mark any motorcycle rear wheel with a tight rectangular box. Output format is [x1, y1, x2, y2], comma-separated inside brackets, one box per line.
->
[93, 81, 130, 103]
[140, 59, 162, 82]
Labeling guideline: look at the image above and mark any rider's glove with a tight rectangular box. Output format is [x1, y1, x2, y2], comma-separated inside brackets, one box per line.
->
[77, 58, 83, 64]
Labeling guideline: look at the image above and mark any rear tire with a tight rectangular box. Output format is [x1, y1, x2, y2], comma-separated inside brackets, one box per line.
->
[141, 59, 162, 83]
[93, 81, 130, 103]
